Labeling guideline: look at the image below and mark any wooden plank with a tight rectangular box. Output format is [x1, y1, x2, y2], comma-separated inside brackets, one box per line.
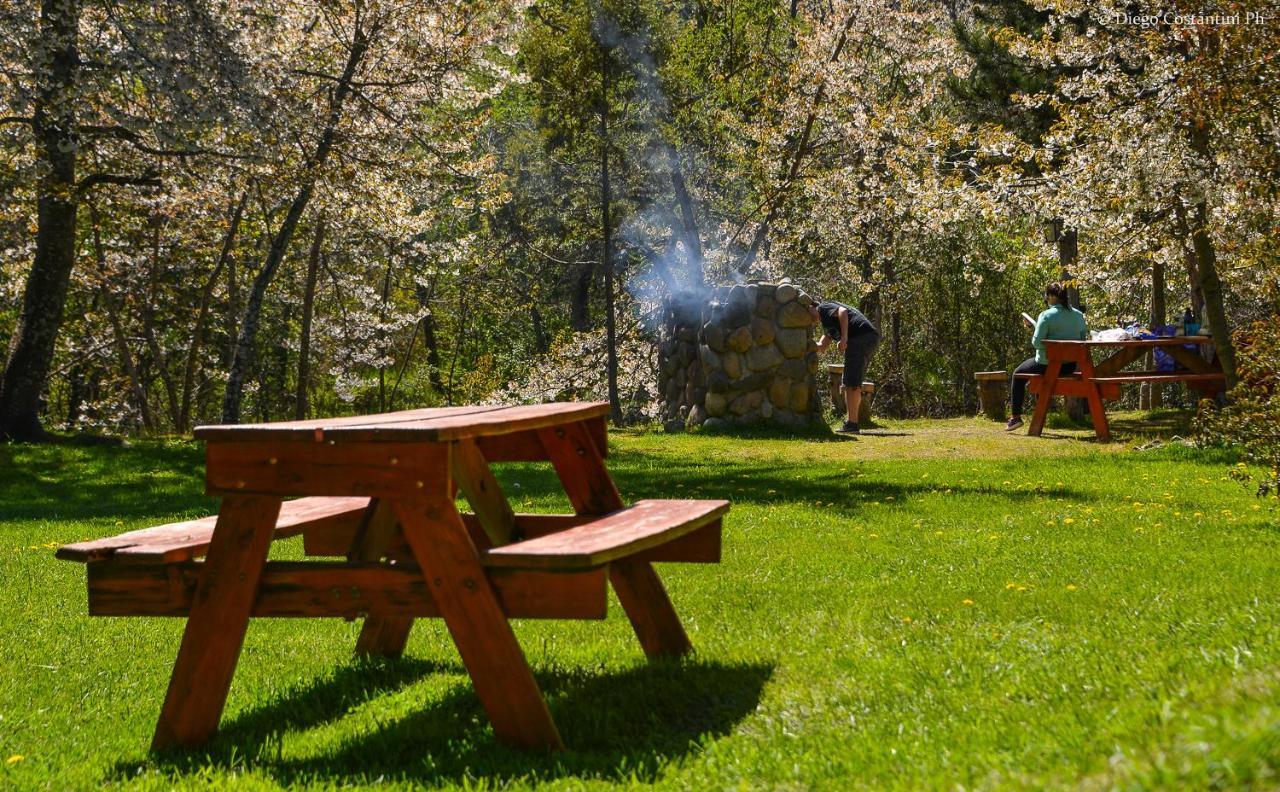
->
[205, 440, 448, 498]
[393, 495, 564, 750]
[477, 429, 546, 462]
[538, 425, 694, 658]
[451, 439, 514, 545]
[318, 402, 612, 444]
[56, 496, 369, 563]
[193, 405, 502, 442]
[632, 520, 721, 564]
[151, 495, 280, 749]
[482, 500, 730, 570]
[347, 499, 414, 658]
[1092, 345, 1146, 378]
[1092, 373, 1225, 383]
[86, 561, 607, 620]
[610, 559, 693, 658]
[1163, 344, 1216, 374]
[537, 420, 623, 516]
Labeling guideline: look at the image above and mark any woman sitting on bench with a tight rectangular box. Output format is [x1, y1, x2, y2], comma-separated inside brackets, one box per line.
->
[1006, 282, 1088, 432]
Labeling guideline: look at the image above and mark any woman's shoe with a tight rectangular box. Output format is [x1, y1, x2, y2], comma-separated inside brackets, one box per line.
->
[1005, 416, 1024, 431]
[837, 421, 860, 434]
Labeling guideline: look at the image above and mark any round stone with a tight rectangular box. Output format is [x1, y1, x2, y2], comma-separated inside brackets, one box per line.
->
[751, 317, 776, 346]
[704, 323, 727, 353]
[776, 284, 797, 304]
[747, 344, 783, 371]
[705, 391, 728, 417]
[723, 351, 744, 380]
[730, 390, 763, 415]
[776, 327, 808, 358]
[779, 301, 812, 328]
[728, 326, 754, 353]
[790, 383, 810, 413]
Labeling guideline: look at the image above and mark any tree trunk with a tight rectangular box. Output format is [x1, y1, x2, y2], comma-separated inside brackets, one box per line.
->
[295, 219, 323, 420]
[1147, 258, 1166, 408]
[571, 265, 593, 331]
[1175, 192, 1237, 389]
[1056, 224, 1082, 310]
[601, 53, 621, 424]
[663, 142, 704, 286]
[221, 26, 369, 423]
[0, 0, 80, 440]
[179, 192, 246, 431]
[88, 211, 154, 432]
[1189, 200, 1236, 388]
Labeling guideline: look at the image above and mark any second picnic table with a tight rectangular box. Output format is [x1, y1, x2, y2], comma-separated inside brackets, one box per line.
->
[57, 402, 728, 751]
[1020, 337, 1226, 441]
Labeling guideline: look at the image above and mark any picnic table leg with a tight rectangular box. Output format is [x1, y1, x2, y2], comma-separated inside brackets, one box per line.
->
[1027, 361, 1061, 437]
[393, 495, 563, 750]
[537, 422, 693, 658]
[349, 498, 414, 658]
[151, 495, 281, 750]
[1085, 384, 1111, 442]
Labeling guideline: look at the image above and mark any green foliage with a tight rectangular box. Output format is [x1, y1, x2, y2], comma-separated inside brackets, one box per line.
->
[1198, 316, 1280, 498]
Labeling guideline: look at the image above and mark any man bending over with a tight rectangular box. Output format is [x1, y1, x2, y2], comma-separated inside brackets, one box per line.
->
[806, 295, 880, 434]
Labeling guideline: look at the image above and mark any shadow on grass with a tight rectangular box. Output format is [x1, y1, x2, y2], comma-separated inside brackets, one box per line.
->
[497, 450, 1088, 512]
[136, 657, 772, 786]
[0, 441, 211, 521]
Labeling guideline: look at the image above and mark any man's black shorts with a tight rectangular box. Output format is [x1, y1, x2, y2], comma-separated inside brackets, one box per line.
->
[842, 332, 881, 387]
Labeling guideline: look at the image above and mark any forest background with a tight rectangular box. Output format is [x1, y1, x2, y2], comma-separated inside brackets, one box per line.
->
[1, 0, 1276, 440]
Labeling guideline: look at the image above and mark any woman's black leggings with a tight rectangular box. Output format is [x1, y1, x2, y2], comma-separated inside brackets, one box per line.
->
[1010, 357, 1077, 416]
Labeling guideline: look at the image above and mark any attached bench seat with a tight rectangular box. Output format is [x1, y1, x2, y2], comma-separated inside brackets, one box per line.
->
[56, 496, 371, 564]
[483, 499, 729, 570]
[1089, 371, 1225, 385]
[56, 496, 727, 621]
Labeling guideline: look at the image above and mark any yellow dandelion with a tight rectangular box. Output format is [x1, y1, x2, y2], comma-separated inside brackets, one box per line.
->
[934, 530, 944, 536]
[1063, 517, 1076, 525]
[5, 755, 21, 765]
[1252, 504, 1262, 511]
[989, 533, 1000, 539]
[868, 533, 879, 538]
[1005, 582, 1017, 590]
[1194, 511, 1203, 517]
[1066, 584, 1077, 591]
[1016, 585, 1028, 592]
[962, 598, 974, 605]
[902, 616, 912, 623]
[1045, 519, 1056, 525]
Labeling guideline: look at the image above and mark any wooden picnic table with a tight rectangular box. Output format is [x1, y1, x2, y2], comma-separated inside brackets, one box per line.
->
[1021, 338, 1226, 442]
[57, 402, 728, 752]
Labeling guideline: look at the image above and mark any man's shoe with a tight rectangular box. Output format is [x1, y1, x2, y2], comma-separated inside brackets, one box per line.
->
[1005, 416, 1024, 431]
[837, 421, 860, 434]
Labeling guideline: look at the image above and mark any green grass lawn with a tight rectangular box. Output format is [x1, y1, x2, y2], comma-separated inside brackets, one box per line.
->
[2, 415, 1279, 790]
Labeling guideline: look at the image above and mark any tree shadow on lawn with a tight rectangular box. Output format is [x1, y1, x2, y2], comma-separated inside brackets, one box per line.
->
[0, 442, 211, 522]
[138, 656, 773, 786]
[498, 453, 1087, 512]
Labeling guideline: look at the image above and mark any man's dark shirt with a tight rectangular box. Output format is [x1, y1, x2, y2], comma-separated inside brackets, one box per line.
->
[817, 301, 877, 342]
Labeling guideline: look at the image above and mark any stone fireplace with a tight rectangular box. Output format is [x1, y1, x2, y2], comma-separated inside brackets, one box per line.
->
[657, 280, 823, 430]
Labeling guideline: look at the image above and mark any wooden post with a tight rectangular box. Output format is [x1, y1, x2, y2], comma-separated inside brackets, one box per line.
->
[857, 382, 875, 425]
[974, 371, 1007, 421]
[152, 495, 281, 749]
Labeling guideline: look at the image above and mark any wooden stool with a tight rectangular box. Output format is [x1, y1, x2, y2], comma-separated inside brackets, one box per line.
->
[827, 365, 875, 424]
[974, 371, 1008, 421]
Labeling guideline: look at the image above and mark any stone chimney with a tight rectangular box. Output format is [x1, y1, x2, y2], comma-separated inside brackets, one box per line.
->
[658, 280, 823, 430]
